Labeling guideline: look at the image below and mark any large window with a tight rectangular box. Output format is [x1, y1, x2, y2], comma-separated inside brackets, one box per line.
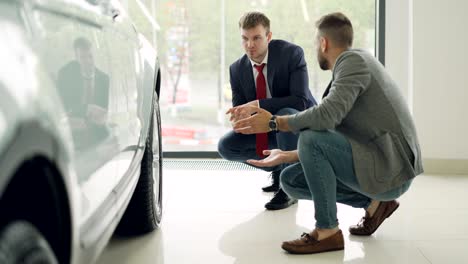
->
[129, 0, 376, 153]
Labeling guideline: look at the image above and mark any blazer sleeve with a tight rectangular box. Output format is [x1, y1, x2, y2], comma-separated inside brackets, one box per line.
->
[259, 46, 315, 113]
[287, 52, 371, 132]
[229, 64, 247, 107]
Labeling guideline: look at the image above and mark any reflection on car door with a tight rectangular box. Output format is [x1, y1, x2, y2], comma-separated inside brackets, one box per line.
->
[25, 1, 120, 231]
[103, 7, 142, 188]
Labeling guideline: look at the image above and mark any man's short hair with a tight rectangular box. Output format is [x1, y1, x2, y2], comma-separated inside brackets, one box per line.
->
[315, 12, 353, 48]
[238, 11, 270, 34]
[73, 37, 92, 51]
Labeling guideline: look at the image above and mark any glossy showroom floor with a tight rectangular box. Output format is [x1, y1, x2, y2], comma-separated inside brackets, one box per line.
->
[97, 159, 468, 264]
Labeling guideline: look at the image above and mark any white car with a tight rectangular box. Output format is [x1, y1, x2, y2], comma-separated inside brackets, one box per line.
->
[0, 0, 163, 263]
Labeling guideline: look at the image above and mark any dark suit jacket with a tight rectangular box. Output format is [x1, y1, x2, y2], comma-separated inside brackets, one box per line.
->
[57, 60, 110, 118]
[229, 40, 316, 113]
[57, 61, 110, 148]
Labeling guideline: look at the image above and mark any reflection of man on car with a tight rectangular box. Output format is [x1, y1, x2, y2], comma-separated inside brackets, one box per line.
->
[57, 37, 110, 149]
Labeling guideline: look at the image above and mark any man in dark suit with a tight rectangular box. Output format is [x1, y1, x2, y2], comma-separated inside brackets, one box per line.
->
[57, 37, 110, 150]
[218, 12, 317, 210]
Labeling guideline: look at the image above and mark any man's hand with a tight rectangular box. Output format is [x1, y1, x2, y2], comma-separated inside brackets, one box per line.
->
[247, 149, 299, 167]
[232, 105, 272, 134]
[226, 100, 259, 124]
[87, 104, 108, 125]
[69, 117, 87, 130]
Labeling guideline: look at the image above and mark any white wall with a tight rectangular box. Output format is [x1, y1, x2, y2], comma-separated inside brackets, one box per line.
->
[386, 0, 468, 174]
[385, 0, 412, 106]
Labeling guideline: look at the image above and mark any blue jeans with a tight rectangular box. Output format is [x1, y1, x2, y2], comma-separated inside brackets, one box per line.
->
[218, 108, 299, 172]
[281, 130, 412, 229]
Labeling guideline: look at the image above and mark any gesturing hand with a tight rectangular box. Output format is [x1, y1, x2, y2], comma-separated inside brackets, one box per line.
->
[247, 149, 299, 167]
[225, 101, 259, 124]
[232, 106, 272, 134]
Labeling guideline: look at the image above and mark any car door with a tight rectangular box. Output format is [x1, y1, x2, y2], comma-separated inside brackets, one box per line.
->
[22, 0, 121, 246]
[101, 0, 143, 189]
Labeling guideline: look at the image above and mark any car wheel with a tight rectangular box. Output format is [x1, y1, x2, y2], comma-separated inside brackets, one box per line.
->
[0, 221, 58, 264]
[115, 96, 163, 236]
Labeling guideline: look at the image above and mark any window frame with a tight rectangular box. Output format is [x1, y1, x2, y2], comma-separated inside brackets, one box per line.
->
[164, 0, 386, 159]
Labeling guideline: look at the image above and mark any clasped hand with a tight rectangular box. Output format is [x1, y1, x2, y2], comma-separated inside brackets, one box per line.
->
[226, 104, 272, 134]
[226, 100, 260, 122]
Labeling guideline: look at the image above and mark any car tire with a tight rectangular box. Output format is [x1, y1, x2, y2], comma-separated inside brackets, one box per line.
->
[115, 97, 163, 236]
[0, 221, 58, 264]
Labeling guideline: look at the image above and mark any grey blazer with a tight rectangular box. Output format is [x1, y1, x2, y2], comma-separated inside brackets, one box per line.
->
[287, 49, 423, 194]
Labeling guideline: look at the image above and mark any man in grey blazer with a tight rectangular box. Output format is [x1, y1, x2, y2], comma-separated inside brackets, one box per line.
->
[218, 12, 317, 210]
[233, 12, 423, 254]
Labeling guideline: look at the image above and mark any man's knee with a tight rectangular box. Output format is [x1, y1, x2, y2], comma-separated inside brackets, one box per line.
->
[217, 133, 234, 159]
[217, 132, 253, 161]
[298, 130, 323, 147]
[275, 107, 299, 116]
[297, 130, 327, 157]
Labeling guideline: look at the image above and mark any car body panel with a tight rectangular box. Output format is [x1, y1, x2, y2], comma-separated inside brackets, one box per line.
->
[0, 0, 161, 263]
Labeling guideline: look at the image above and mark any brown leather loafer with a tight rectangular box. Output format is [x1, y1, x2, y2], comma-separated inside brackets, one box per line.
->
[281, 230, 344, 254]
[349, 200, 400, 236]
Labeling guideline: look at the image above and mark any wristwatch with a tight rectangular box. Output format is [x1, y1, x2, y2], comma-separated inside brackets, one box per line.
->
[269, 115, 278, 132]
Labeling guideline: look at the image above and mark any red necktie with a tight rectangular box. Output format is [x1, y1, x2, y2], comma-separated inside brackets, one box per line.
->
[254, 63, 268, 158]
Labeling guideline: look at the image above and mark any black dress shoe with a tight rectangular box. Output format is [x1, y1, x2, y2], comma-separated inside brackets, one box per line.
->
[262, 170, 280, 192]
[265, 188, 297, 210]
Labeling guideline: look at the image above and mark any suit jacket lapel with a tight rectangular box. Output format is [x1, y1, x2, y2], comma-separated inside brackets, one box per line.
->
[322, 80, 332, 99]
[240, 57, 256, 101]
[266, 50, 275, 96]
[267, 64, 275, 96]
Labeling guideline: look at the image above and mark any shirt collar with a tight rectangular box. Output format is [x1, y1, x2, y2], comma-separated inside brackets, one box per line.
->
[249, 50, 269, 68]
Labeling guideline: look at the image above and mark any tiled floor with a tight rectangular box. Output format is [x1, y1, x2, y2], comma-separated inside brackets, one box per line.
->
[97, 161, 468, 264]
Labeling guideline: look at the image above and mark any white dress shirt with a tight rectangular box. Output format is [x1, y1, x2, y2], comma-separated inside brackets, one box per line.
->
[249, 50, 272, 99]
